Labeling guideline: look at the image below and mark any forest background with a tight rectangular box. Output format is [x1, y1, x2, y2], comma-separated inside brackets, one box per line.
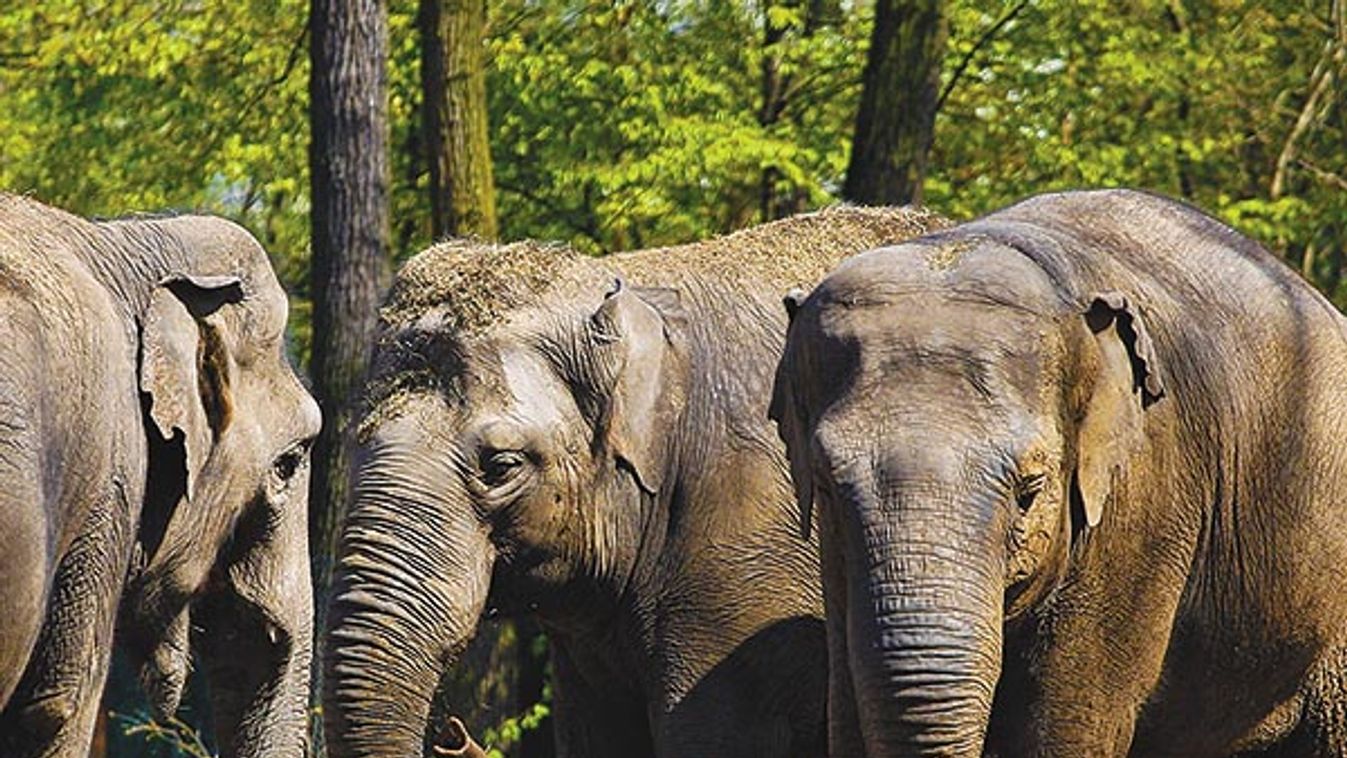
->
[1, 0, 1344, 756]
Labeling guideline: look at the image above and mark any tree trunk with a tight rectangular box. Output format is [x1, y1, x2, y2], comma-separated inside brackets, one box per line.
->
[420, 0, 498, 240]
[758, 0, 797, 221]
[307, 0, 391, 752]
[842, 0, 948, 205]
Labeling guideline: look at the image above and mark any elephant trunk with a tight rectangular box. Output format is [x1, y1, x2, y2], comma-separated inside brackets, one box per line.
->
[198, 472, 315, 758]
[198, 587, 313, 758]
[846, 481, 1004, 758]
[322, 445, 492, 758]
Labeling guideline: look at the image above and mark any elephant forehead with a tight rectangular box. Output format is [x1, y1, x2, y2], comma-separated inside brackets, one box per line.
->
[817, 235, 1067, 314]
[800, 293, 1061, 433]
[498, 345, 575, 428]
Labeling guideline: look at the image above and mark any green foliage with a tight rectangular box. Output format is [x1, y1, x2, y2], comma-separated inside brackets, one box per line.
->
[112, 711, 215, 758]
[481, 697, 552, 758]
[930, 0, 1345, 290]
[485, 0, 867, 252]
[0, 0, 310, 248]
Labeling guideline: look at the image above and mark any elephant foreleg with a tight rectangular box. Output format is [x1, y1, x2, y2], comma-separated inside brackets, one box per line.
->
[1238, 646, 1347, 757]
[549, 641, 655, 758]
[0, 492, 131, 758]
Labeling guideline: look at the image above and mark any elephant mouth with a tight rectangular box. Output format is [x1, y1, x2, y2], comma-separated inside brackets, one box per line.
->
[430, 717, 487, 757]
[193, 586, 291, 685]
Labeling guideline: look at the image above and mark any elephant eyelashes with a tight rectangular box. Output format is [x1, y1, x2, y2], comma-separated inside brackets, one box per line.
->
[1014, 473, 1046, 512]
[273, 449, 304, 482]
[480, 448, 527, 487]
[271, 440, 312, 488]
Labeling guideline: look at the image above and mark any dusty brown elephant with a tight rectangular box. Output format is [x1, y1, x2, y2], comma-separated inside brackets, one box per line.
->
[0, 194, 320, 757]
[771, 189, 1347, 757]
[320, 206, 949, 757]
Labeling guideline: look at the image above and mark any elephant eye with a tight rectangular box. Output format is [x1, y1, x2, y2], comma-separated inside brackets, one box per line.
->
[272, 443, 310, 484]
[480, 448, 527, 486]
[1015, 472, 1046, 512]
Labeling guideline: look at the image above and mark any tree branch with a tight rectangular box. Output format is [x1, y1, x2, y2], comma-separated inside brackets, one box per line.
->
[1297, 158, 1347, 192]
[1270, 36, 1340, 198]
[936, 0, 1029, 111]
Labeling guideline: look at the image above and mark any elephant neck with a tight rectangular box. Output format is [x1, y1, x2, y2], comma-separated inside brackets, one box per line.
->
[598, 277, 807, 698]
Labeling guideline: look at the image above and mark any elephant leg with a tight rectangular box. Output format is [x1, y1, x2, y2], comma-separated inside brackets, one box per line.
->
[0, 466, 48, 707]
[1, 494, 130, 758]
[1244, 646, 1347, 758]
[0, 333, 49, 707]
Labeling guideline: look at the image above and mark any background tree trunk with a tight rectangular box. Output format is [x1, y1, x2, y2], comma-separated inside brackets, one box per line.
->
[307, 0, 391, 752]
[758, 0, 799, 221]
[420, 0, 497, 239]
[842, 0, 947, 205]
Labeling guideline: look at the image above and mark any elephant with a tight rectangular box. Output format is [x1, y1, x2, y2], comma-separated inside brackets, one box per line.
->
[320, 205, 949, 758]
[0, 194, 320, 758]
[770, 188, 1347, 757]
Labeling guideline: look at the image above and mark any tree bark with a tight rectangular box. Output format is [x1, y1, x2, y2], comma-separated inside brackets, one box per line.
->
[842, 0, 948, 205]
[307, 0, 391, 751]
[420, 0, 498, 239]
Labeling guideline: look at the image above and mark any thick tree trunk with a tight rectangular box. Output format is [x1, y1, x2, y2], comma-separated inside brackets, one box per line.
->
[307, 0, 391, 752]
[419, 0, 497, 239]
[842, 0, 948, 205]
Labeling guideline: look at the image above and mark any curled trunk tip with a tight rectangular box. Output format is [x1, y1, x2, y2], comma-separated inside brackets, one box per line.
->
[431, 717, 489, 758]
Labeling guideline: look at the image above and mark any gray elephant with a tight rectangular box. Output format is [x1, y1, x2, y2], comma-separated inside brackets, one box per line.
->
[770, 188, 1347, 756]
[321, 206, 948, 757]
[0, 194, 320, 757]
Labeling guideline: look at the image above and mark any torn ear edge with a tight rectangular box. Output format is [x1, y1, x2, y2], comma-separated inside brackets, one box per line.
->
[1084, 291, 1164, 407]
[1072, 291, 1165, 532]
[138, 274, 242, 513]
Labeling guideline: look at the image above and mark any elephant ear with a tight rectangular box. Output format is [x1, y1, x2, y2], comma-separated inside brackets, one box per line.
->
[769, 289, 815, 540]
[1074, 291, 1164, 530]
[589, 280, 689, 494]
[139, 274, 244, 504]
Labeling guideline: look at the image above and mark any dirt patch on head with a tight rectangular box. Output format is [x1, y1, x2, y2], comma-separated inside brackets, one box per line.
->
[362, 239, 615, 438]
[379, 238, 606, 334]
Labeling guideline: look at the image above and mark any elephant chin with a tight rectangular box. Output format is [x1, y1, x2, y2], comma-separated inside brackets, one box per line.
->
[139, 608, 192, 721]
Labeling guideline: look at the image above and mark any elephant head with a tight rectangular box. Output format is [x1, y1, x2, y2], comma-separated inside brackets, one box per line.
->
[323, 242, 687, 757]
[770, 235, 1163, 756]
[116, 217, 321, 757]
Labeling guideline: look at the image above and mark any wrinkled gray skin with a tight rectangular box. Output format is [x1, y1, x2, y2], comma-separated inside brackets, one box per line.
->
[771, 188, 1347, 757]
[0, 195, 320, 758]
[322, 208, 947, 758]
